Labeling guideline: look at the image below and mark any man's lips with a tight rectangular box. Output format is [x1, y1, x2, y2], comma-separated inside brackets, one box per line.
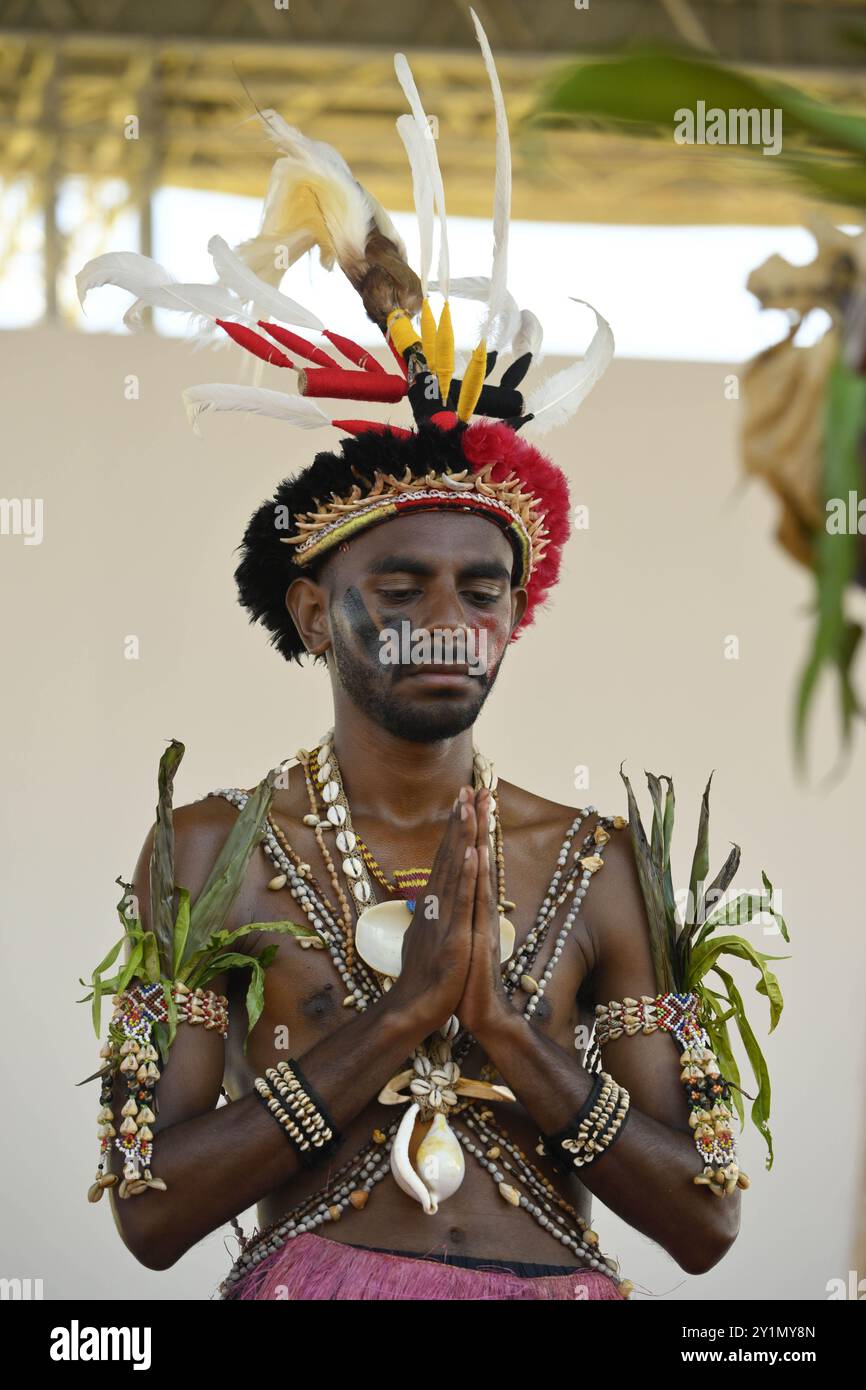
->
[404, 663, 471, 676]
[396, 664, 479, 688]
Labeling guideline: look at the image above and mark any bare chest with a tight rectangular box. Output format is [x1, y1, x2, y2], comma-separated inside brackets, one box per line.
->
[223, 811, 599, 1093]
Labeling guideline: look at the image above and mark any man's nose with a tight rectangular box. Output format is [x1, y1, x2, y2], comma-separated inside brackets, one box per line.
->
[413, 583, 467, 632]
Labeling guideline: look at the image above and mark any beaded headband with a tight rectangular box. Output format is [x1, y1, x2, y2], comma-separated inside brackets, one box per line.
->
[76, 9, 613, 619]
[282, 448, 547, 585]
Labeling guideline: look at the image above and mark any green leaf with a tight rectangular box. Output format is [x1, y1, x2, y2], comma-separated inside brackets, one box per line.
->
[531, 48, 866, 159]
[761, 870, 790, 944]
[714, 966, 775, 1169]
[703, 890, 768, 931]
[660, 777, 679, 954]
[171, 887, 191, 978]
[90, 936, 125, 1037]
[184, 768, 281, 963]
[140, 931, 162, 985]
[114, 877, 141, 934]
[701, 989, 745, 1130]
[619, 765, 677, 992]
[662, 777, 676, 868]
[195, 948, 279, 1053]
[161, 979, 179, 1050]
[180, 921, 312, 987]
[646, 771, 665, 873]
[149, 740, 185, 970]
[688, 936, 787, 1033]
[116, 940, 145, 994]
[687, 774, 713, 928]
[152, 1021, 171, 1067]
[794, 359, 866, 769]
[685, 843, 742, 961]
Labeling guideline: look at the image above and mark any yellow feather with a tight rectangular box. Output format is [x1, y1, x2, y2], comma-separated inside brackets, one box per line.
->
[436, 301, 455, 403]
[456, 340, 488, 421]
[271, 180, 339, 267]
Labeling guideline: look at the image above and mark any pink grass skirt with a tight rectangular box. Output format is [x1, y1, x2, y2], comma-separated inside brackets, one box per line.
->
[223, 1232, 626, 1301]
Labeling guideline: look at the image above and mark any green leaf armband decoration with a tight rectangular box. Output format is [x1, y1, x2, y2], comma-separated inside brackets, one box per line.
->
[613, 767, 791, 1193]
[79, 739, 318, 1204]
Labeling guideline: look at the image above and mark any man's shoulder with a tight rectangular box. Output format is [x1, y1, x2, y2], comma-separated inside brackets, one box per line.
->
[139, 791, 247, 872]
[498, 777, 633, 874]
[498, 777, 607, 832]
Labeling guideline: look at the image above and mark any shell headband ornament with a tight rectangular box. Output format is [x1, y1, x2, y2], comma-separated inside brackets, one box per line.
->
[76, 8, 613, 636]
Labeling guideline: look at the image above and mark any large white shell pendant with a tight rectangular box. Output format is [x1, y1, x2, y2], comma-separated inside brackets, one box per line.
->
[356, 901, 516, 979]
[355, 900, 413, 978]
[391, 1103, 465, 1214]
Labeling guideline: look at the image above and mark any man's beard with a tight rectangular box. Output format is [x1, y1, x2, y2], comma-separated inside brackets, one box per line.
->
[330, 622, 501, 743]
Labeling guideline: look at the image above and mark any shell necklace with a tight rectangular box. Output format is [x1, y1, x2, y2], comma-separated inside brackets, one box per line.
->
[306, 730, 520, 1212]
[308, 730, 515, 980]
[213, 767, 627, 1291]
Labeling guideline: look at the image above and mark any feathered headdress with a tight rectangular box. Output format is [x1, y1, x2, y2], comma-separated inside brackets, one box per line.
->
[76, 9, 613, 641]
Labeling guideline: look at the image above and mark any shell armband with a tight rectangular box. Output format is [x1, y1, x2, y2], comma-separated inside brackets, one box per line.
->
[594, 991, 750, 1199]
[88, 980, 228, 1203]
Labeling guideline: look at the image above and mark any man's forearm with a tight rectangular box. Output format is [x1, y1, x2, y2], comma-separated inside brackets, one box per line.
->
[474, 1005, 740, 1275]
[112, 996, 424, 1270]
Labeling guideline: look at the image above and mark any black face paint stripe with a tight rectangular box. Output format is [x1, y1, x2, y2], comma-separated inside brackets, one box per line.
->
[340, 585, 384, 666]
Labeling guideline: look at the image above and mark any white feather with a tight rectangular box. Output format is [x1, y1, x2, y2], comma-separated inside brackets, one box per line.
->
[394, 53, 450, 297]
[76, 251, 174, 308]
[396, 114, 434, 294]
[470, 9, 512, 350]
[429, 275, 520, 348]
[208, 235, 322, 330]
[77, 252, 257, 331]
[512, 309, 543, 360]
[183, 384, 330, 436]
[522, 299, 614, 436]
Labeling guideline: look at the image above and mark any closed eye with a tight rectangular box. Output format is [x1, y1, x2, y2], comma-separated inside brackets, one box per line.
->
[462, 590, 503, 605]
[377, 588, 421, 604]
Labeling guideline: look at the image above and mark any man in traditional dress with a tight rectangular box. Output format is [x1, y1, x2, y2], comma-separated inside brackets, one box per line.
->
[85, 15, 747, 1300]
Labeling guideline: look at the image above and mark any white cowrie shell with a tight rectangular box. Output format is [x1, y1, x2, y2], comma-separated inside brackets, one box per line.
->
[342, 857, 363, 879]
[327, 804, 347, 826]
[321, 780, 340, 803]
[336, 830, 357, 853]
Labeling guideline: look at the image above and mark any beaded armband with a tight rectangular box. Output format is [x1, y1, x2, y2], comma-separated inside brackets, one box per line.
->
[254, 1058, 341, 1167]
[594, 991, 749, 1198]
[541, 1071, 631, 1176]
[88, 980, 228, 1203]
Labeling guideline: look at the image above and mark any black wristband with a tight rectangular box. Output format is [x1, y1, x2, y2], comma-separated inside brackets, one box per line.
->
[541, 1073, 629, 1176]
[278, 1057, 343, 1160]
[253, 1081, 317, 1167]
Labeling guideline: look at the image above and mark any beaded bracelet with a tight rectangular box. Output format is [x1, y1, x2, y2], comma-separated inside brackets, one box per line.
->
[254, 1058, 341, 1167]
[266, 1066, 334, 1150]
[593, 991, 749, 1197]
[274, 1057, 340, 1147]
[541, 1071, 631, 1176]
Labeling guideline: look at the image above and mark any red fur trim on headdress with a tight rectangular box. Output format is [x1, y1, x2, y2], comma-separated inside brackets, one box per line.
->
[460, 420, 571, 637]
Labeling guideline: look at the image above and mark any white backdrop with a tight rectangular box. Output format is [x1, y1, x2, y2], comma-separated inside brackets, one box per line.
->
[1, 325, 864, 1300]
